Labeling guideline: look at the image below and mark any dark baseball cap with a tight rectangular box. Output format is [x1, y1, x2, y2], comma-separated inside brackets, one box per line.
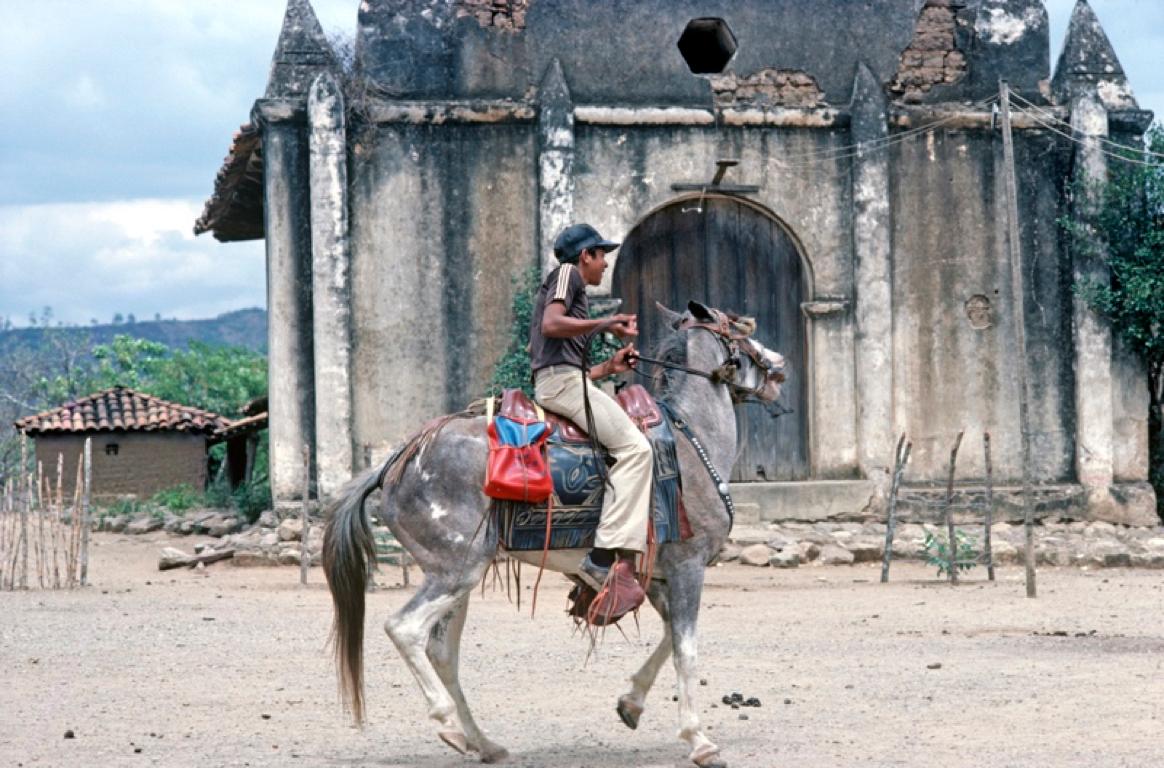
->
[553, 223, 620, 263]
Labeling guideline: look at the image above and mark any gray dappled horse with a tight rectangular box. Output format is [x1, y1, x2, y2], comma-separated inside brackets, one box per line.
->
[323, 301, 787, 768]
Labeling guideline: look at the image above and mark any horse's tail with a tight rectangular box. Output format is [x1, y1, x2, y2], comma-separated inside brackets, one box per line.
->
[322, 454, 396, 725]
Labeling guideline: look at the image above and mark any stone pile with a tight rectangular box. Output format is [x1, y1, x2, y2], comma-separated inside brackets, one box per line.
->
[722, 520, 1164, 570]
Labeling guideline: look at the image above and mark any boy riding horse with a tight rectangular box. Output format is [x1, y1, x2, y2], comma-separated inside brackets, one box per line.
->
[530, 223, 650, 615]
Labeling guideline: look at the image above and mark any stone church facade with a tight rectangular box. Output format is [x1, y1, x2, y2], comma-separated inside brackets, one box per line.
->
[197, 0, 1156, 523]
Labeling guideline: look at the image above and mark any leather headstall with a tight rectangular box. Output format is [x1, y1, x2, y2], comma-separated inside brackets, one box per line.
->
[677, 310, 784, 403]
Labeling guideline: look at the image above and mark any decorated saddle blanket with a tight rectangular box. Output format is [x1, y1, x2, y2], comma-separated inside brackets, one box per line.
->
[494, 385, 687, 551]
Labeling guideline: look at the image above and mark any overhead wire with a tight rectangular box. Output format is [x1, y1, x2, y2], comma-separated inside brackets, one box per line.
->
[1007, 89, 1164, 162]
[771, 94, 1000, 167]
[766, 89, 1157, 180]
[1011, 103, 1164, 169]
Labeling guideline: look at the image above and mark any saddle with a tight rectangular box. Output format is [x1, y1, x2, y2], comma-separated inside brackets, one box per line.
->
[492, 385, 690, 552]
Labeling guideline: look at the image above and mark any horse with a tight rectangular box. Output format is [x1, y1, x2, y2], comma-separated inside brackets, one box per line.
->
[323, 300, 787, 768]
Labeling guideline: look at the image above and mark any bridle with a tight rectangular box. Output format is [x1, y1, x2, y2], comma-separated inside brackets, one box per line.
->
[629, 309, 788, 411]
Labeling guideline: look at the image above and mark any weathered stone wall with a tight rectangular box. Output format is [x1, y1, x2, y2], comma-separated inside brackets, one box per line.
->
[348, 122, 536, 462]
[35, 434, 209, 499]
[889, 127, 1073, 482]
[356, 0, 916, 105]
[570, 123, 859, 478]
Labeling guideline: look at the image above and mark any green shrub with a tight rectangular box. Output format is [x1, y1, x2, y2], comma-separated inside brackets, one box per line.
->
[923, 528, 979, 577]
[151, 484, 199, 512]
[232, 481, 271, 524]
[102, 497, 145, 519]
[489, 267, 540, 397]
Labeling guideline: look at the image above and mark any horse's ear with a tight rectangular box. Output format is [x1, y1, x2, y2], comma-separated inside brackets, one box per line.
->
[688, 301, 715, 323]
[655, 302, 683, 329]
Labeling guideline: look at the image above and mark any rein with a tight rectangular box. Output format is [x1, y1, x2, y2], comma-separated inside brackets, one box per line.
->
[621, 318, 785, 407]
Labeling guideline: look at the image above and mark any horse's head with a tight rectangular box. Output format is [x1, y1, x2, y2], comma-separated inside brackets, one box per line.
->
[655, 300, 786, 405]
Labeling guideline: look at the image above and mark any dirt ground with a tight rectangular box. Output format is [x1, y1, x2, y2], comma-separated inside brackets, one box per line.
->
[1, 532, 1162, 768]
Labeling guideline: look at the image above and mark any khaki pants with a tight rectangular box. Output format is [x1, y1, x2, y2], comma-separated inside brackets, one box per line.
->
[535, 366, 652, 553]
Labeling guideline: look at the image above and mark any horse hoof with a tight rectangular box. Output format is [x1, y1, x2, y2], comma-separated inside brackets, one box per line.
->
[439, 730, 470, 755]
[616, 695, 642, 730]
[691, 744, 726, 768]
[479, 744, 510, 764]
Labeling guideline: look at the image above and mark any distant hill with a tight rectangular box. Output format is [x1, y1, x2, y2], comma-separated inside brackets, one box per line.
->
[0, 308, 268, 356]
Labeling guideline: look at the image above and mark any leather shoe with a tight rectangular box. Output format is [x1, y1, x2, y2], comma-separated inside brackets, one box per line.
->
[577, 552, 611, 592]
[586, 559, 646, 625]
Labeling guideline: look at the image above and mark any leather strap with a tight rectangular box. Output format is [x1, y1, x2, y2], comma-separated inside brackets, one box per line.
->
[659, 401, 735, 534]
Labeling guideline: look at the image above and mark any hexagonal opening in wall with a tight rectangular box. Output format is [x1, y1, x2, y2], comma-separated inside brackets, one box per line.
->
[678, 18, 737, 74]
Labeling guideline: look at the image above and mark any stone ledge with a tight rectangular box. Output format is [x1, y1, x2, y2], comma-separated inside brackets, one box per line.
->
[729, 481, 1159, 527]
[729, 480, 877, 523]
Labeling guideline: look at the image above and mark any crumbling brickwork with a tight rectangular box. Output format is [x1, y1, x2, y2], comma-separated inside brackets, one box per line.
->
[709, 69, 825, 109]
[887, 2, 967, 103]
[457, 0, 529, 30]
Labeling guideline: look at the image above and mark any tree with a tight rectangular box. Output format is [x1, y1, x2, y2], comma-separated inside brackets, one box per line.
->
[1063, 125, 1164, 517]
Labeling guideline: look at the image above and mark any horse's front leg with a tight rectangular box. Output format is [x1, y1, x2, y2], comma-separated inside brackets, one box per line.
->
[427, 593, 509, 763]
[617, 581, 672, 730]
[667, 562, 724, 768]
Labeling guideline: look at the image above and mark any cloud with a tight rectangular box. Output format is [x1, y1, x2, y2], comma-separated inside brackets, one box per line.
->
[0, 0, 356, 206]
[0, 199, 265, 327]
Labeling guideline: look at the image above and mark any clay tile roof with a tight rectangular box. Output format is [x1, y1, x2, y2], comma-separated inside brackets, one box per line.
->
[214, 411, 269, 443]
[193, 122, 264, 243]
[14, 387, 232, 437]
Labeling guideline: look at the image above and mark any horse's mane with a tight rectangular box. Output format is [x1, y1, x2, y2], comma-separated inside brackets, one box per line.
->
[650, 324, 690, 398]
[383, 401, 485, 485]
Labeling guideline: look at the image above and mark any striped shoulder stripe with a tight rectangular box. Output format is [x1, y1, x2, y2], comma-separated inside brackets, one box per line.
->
[552, 264, 575, 301]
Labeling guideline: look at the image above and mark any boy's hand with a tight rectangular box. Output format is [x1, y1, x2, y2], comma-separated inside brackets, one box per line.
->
[605, 313, 639, 340]
[607, 344, 638, 374]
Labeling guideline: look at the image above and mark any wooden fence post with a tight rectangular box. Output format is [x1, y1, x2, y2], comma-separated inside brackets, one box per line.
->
[944, 431, 965, 584]
[79, 437, 91, 587]
[984, 433, 995, 581]
[880, 434, 912, 583]
[300, 445, 311, 586]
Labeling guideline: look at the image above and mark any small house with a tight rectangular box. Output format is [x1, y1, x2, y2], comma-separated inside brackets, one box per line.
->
[14, 387, 231, 499]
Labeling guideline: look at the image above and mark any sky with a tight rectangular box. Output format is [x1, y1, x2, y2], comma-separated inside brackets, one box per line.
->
[0, 0, 1160, 328]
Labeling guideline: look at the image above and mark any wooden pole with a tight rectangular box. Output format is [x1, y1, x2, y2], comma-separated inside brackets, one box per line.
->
[300, 445, 310, 586]
[19, 436, 29, 589]
[52, 453, 64, 589]
[999, 80, 1037, 598]
[880, 434, 912, 583]
[984, 432, 995, 582]
[68, 457, 82, 587]
[1, 479, 10, 589]
[944, 431, 965, 584]
[79, 437, 92, 587]
[35, 461, 46, 589]
[1, 479, 9, 589]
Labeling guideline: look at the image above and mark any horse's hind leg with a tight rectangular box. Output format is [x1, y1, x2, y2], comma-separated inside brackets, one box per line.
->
[385, 579, 476, 756]
[667, 563, 723, 768]
[617, 581, 673, 730]
[427, 593, 509, 763]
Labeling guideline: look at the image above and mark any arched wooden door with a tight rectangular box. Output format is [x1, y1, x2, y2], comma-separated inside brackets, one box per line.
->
[612, 196, 809, 482]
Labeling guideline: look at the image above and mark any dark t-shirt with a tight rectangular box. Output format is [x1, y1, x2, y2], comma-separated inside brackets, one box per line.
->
[529, 264, 589, 372]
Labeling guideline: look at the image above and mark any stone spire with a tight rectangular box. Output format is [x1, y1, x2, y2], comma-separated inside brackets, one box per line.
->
[1052, 0, 1137, 108]
[265, 0, 339, 100]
